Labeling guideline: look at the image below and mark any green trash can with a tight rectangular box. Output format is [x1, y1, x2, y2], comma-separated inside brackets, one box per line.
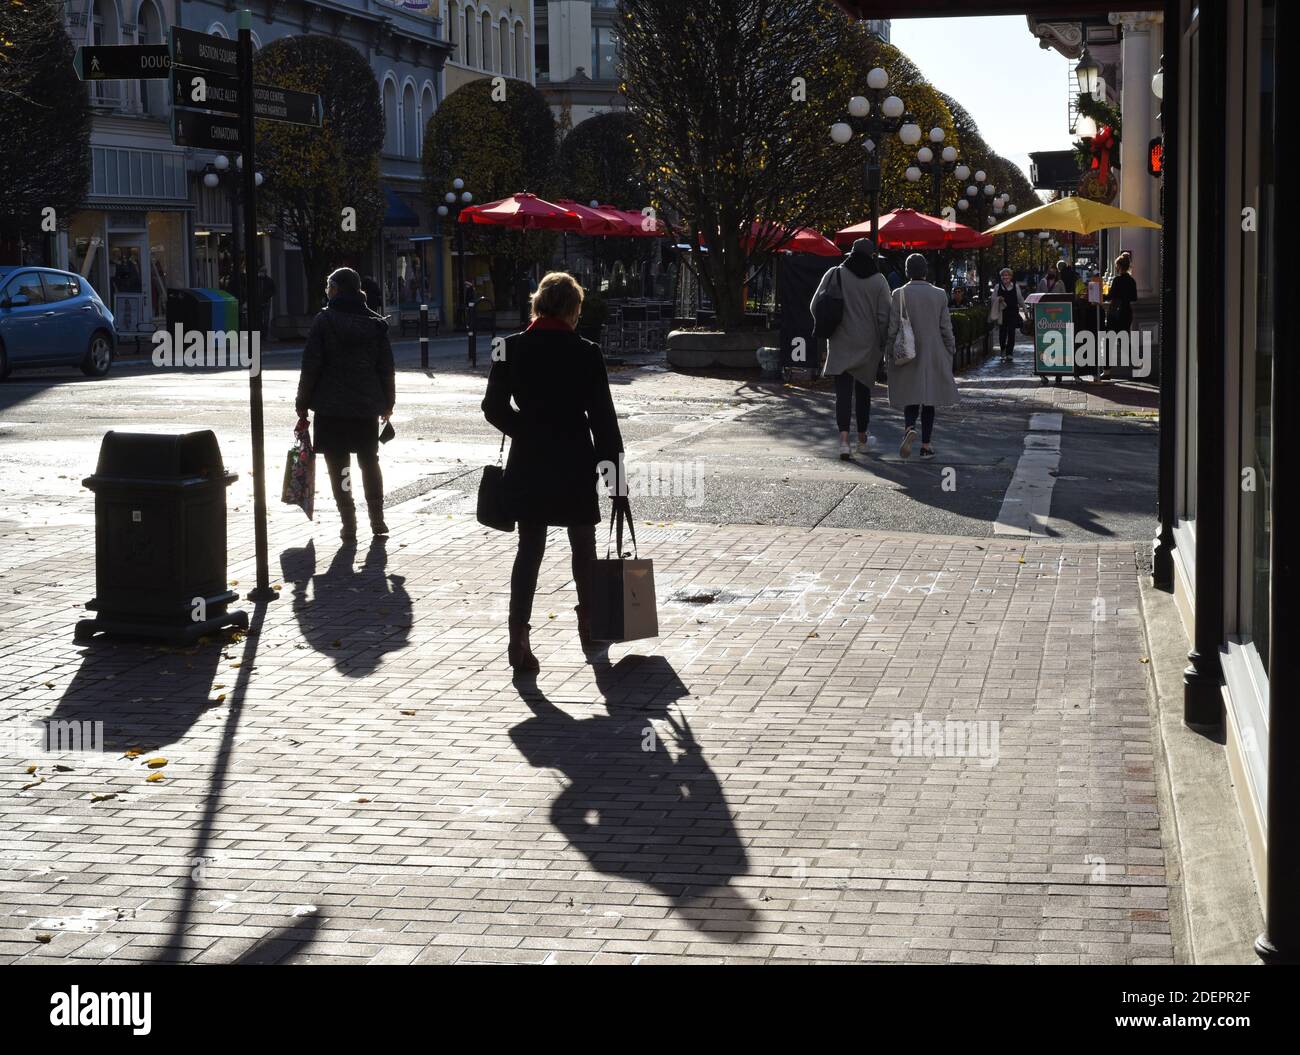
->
[76, 430, 248, 643]
[209, 290, 240, 332]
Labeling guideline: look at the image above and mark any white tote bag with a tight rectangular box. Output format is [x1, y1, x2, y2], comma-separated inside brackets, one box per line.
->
[893, 286, 917, 365]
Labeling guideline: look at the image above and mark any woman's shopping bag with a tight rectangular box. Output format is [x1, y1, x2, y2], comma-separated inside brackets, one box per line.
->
[281, 420, 316, 520]
[892, 287, 917, 365]
[589, 502, 658, 643]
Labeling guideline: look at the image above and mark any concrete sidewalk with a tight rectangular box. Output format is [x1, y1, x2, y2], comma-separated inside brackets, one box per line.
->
[0, 478, 1171, 964]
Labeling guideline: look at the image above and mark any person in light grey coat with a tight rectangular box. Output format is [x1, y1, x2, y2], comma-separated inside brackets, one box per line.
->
[884, 253, 958, 460]
[811, 237, 892, 459]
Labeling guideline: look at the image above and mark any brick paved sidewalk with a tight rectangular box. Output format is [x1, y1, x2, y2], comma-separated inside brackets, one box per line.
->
[0, 491, 1170, 964]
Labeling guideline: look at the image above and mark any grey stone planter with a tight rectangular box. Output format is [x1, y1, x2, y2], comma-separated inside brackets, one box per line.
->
[666, 328, 781, 370]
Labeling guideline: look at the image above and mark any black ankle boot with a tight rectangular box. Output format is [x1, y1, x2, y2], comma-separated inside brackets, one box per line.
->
[339, 506, 357, 543]
[508, 622, 539, 672]
[369, 503, 389, 536]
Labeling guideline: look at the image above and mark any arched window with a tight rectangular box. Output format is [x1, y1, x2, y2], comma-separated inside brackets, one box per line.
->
[402, 80, 418, 159]
[499, 18, 511, 76]
[514, 21, 528, 81]
[204, 21, 228, 37]
[382, 75, 399, 155]
[481, 10, 493, 70]
[448, 2, 461, 63]
[419, 82, 436, 159]
[464, 6, 476, 67]
[91, 1, 121, 104]
[136, 0, 165, 115]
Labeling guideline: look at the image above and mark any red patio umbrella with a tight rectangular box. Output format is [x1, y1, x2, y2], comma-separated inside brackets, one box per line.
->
[459, 192, 583, 231]
[741, 222, 841, 257]
[552, 199, 628, 236]
[589, 204, 667, 237]
[834, 208, 993, 250]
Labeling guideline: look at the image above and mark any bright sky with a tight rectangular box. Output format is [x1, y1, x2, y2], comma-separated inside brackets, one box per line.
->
[890, 16, 1077, 188]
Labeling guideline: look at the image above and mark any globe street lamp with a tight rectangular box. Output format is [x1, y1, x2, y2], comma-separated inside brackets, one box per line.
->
[202, 154, 263, 317]
[963, 169, 996, 296]
[830, 67, 915, 256]
[905, 126, 959, 282]
[436, 177, 475, 363]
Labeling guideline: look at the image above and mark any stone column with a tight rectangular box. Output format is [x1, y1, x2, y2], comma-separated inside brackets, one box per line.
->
[1114, 12, 1163, 299]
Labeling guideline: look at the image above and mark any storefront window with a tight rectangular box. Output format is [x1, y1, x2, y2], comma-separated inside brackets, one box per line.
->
[147, 212, 185, 319]
[68, 212, 107, 301]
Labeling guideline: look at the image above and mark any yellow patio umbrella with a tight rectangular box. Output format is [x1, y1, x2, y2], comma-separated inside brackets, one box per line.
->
[984, 195, 1161, 237]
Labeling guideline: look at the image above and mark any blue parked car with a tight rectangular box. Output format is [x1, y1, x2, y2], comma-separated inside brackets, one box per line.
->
[0, 265, 117, 380]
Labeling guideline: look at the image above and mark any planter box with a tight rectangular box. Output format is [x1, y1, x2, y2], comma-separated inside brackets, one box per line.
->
[666, 328, 781, 370]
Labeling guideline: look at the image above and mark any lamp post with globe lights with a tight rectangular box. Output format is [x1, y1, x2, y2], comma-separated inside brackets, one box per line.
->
[436, 178, 475, 365]
[960, 169, 997, 297]
[830, 67, 918, 256]
[201, 154, 264, 315]
[905, 127, 958, 282]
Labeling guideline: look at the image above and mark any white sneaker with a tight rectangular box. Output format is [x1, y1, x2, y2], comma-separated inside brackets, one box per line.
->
[839, 441, 852, 461]
[899, 427, 917, 459]
[856, 435, 878, 454]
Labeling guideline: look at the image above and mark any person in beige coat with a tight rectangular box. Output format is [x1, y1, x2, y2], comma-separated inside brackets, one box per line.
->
[811, 238, 892, 459]
[884, 253, 958, 460]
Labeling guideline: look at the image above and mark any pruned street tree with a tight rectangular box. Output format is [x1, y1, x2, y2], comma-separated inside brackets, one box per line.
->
[0, 0, 91, 263]
[423, 77, 558, 317]
[254, 35, 384, 305]
[621, 0, 873, 328]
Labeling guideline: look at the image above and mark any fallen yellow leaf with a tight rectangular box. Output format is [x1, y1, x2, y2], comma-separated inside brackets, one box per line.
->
[144, 757, 167, 769]
[145, 772, 164, 783]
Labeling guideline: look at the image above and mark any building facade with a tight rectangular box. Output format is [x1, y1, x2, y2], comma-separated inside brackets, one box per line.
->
[534, 0, 621, 127]
[59, 0, 453, 332]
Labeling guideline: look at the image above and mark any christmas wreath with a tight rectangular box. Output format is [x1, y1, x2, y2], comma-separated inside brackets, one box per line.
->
[1073, 93, 1121, 202]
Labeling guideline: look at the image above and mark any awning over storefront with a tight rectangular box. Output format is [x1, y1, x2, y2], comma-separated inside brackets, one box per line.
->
[383, 188, 420, 228]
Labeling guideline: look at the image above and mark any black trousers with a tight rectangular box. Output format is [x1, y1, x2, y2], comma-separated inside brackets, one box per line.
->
[834, 371, 871, 434]
[323, 449, 384, 520]
[904, 404, 936, 444]
[999, 315, 1019, 356]
[511, 523, 597, 625]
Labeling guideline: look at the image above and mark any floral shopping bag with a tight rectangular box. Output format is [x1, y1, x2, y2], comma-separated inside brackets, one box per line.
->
[281, 421, 315, 520]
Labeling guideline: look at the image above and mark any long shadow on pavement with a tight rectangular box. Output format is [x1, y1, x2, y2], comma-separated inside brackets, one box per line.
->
[279, 536, 412, 677]
[509, 656, 760, 940]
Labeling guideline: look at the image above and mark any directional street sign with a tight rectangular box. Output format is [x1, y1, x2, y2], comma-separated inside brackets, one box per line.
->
[251, 83, 323, 127]
[171, 106, 242, 152]
[171, 68, 323, 127]
[172, 68, 241, 116]
[169, 26, 239, 77]
[72, 44, 171, 81]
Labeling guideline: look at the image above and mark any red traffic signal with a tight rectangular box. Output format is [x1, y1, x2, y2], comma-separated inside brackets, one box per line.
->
[1148, 136, 1164, 176]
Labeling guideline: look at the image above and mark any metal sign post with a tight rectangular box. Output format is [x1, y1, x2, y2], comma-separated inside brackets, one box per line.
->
[235, 11, 274, 604]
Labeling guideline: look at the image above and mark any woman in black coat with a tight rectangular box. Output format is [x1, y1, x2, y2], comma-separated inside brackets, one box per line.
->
[295, 267, 395, 542]
[482, 271, 625, 672]
[1105, 253, 1138, 331]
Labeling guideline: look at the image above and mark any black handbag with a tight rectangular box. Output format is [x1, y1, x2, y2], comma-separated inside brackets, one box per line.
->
[476, 434, 515, 532]
[810, 265, 845, 339]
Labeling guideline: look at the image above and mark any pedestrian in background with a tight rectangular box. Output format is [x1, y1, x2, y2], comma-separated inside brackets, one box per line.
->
[296, 267, 395, 543]
[885, 253, 958, 461]
[994, 267, 1021, 362]
[1038, 267, 1065, 294]
[811, 237, 892, 460]
[950, 286, 968, 309]
[482, 272, 625, 673]
[257, 265, 275, 340]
